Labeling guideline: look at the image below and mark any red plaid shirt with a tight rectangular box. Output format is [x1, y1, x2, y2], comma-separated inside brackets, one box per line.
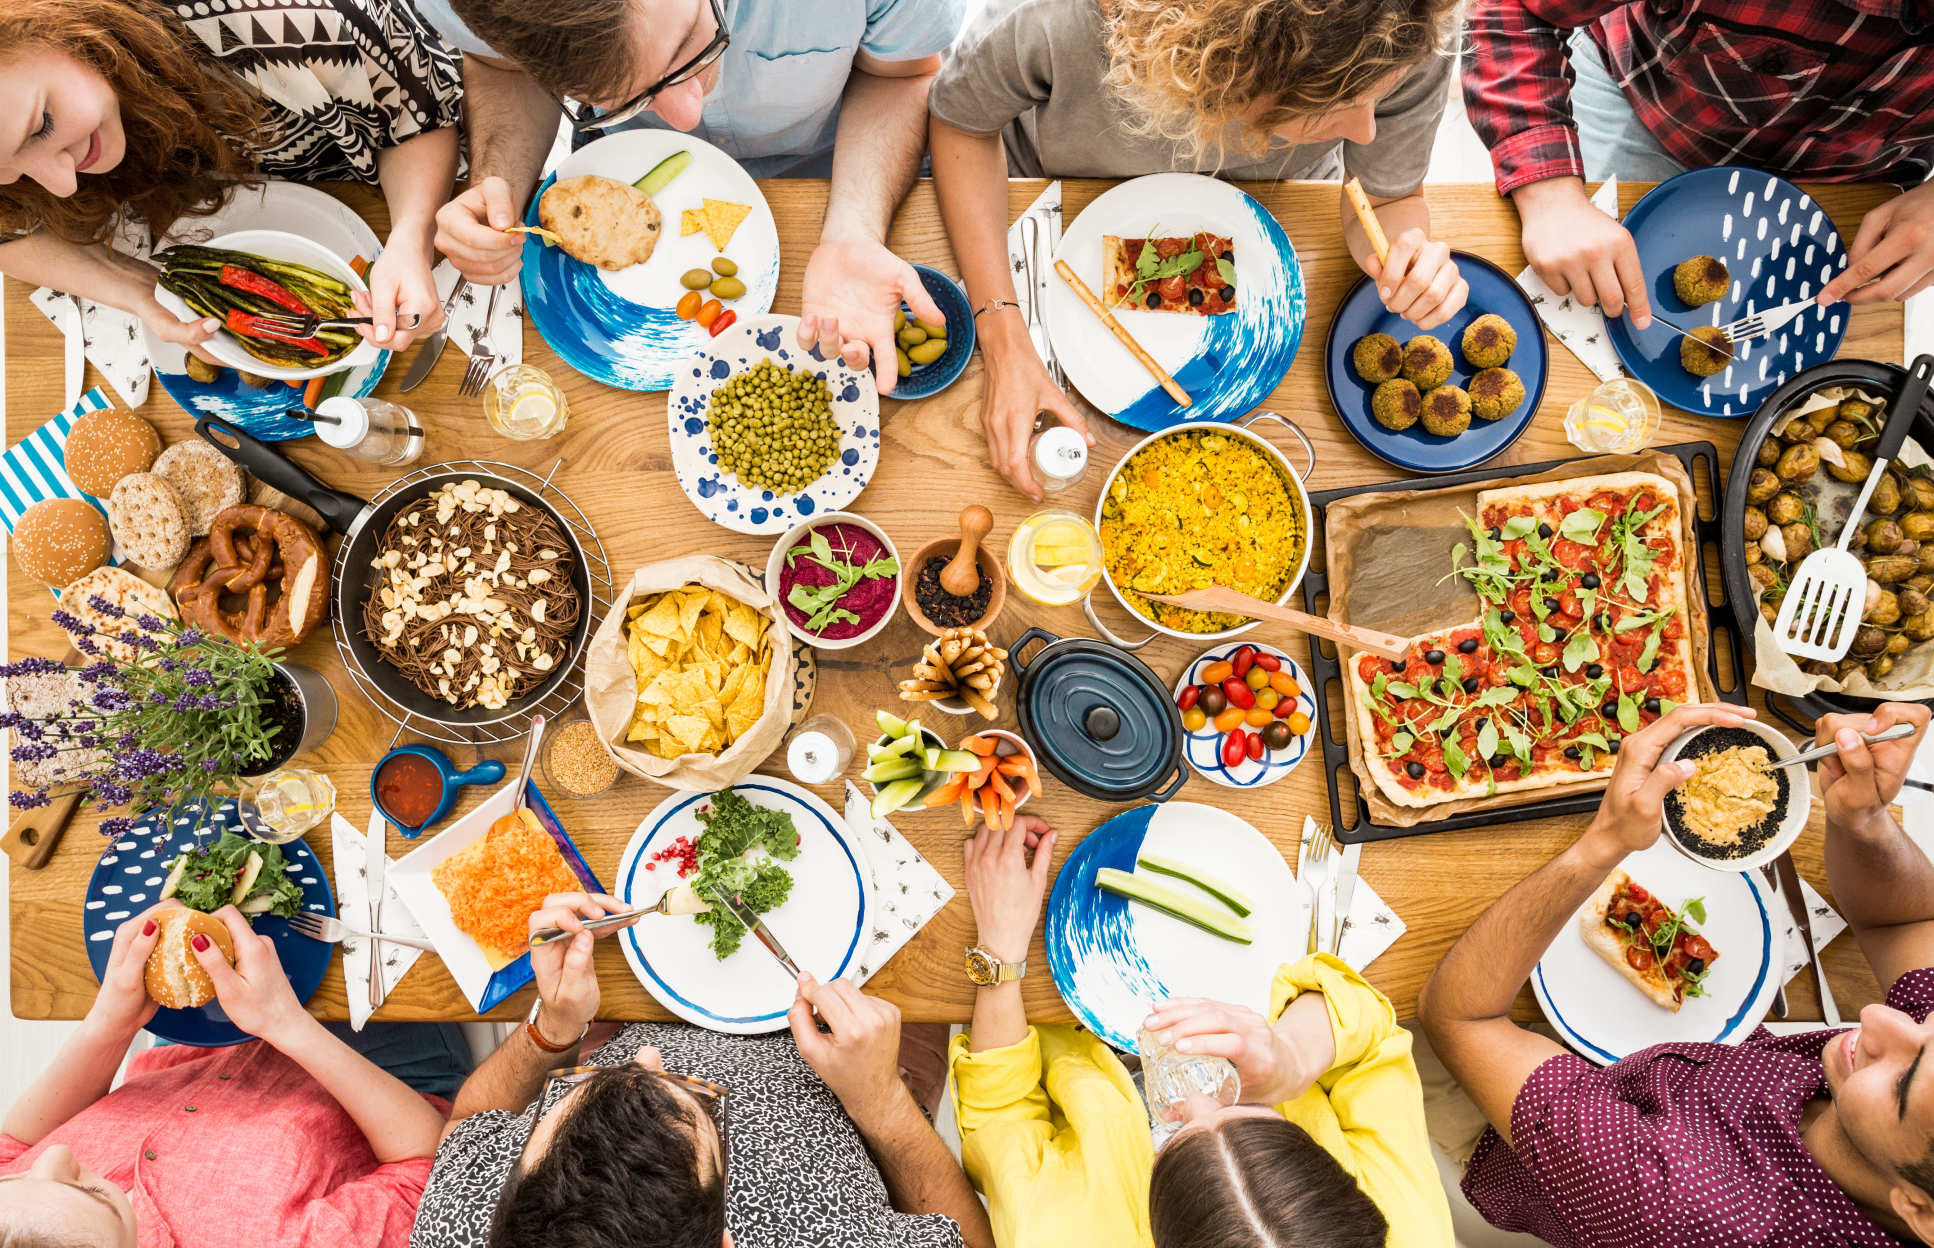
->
[1463, 0, 1934, 195]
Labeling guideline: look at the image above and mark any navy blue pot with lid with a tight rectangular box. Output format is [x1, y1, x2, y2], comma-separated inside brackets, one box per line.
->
[1011, 627, 1186, 803]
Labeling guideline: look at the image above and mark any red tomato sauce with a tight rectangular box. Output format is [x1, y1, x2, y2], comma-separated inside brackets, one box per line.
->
[376, 753, 443, 827]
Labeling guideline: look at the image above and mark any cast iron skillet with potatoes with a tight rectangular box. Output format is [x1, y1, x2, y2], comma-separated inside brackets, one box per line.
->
[1722, 358, 1934, 724]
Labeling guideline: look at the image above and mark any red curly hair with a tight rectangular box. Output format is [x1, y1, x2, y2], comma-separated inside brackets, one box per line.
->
[0, 0, 267, 242]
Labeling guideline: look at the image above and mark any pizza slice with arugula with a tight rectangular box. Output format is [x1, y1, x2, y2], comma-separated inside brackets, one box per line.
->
[1347, 472, 1701, 809]
[1102, 228, 1237, 315]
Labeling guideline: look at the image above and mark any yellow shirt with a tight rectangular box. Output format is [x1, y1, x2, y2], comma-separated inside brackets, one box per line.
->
[948, 955, 1454, 1248]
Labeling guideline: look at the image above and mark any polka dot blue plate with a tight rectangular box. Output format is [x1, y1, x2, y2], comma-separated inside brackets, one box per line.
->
[668, 313, 881, 535]
[84, 798, 333, 1047]
[1608, 166, 1849, 417]
[1171, 643, 1318, 789]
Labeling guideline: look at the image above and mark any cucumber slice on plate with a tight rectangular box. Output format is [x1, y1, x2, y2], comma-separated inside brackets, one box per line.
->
[634, 150, 693, 195]
[1134, 853, 1255, 918]
[1095, 868, 1255, 944]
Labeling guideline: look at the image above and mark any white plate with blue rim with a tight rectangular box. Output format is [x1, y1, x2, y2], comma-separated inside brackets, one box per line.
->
[144, 181, 389, 439]
[613, 777, 873, 1034]
[1046, 172, 1305, 431]
[1532, 839, 1779, 1065]
[668, 313, 881, 535]
[1171, 643, 1318, 789]
[520, 129, 779, 392]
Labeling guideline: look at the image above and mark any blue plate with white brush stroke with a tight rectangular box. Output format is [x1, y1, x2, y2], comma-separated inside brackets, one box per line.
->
[1045, 801, 1303, 1052]
[520, 130, 779, 392]
[1046, 174, 1304, 430]
[1607, 166, 1847, 417]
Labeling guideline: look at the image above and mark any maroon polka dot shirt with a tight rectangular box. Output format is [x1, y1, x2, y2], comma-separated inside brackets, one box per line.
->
[1463, 969, 1934, 1247]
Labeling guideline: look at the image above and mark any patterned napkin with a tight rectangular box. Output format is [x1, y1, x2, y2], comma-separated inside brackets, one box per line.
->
[0, 387, 124, 588]
[330, 810, 429, 1029]
[28, 290, 151, 409]
[1514, 177, 1631, 383]
[841, 781, 956, 983]
[1004, 181, 1063, 381]
[1778, 873, 1848, 986]
[435, 260, 525, 372]
[1296, 816, 1406, 971]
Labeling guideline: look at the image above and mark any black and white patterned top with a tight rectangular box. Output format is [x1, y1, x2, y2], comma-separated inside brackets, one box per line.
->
[169, 0, 462, 184]
[410, 1024, 967, 1248]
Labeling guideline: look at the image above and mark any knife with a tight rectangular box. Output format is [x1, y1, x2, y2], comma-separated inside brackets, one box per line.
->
[1774, 851, 1838, 1026]
[398, 277, 469, 392]
[1759, 863, 1790, 1018]
[366, 821, 386, 1009]
[1329, 841, 1362, 958]
[713, 890, 802, 980]
[62, 294, 85, 408]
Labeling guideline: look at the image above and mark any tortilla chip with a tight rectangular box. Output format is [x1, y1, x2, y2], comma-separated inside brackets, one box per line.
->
[634, 594, 680, 637]
[665, 714, 711, 752]
[723, 603, 764, 649]
[620, 582, 776, 759]
[681, 208, 707, 238]
[699, 199, 751, 250]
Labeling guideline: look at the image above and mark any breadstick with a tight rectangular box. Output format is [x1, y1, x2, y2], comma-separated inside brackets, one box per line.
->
[1343, 178, 1391, 266]
[1053, 259, 1191, 408]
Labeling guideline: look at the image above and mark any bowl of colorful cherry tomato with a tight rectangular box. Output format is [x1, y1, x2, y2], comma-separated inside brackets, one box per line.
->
[1172, 642, 1318, 788]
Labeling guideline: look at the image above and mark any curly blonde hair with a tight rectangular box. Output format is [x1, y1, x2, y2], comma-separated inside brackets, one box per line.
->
[1102, 0, 1456, 156]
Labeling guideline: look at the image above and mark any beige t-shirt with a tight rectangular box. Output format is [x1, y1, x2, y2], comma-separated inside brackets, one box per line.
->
[929, 0, 1451, 195]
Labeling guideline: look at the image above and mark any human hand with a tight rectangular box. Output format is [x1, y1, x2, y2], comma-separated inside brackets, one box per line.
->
[356, 236, 443, 352]
[964, 813, 1056, 964]
[1817, 702, 1931, 834]
[1819, 181, 1934, 306]
[191, 905, 309, 1046]
[1365, 228, 1469, 331]
[86, 899, 179, 1036]
[144, 301, 222, 366]
[978, 316, 1092, 501]
[1579, 702, 1756, 863]
[433, 177, 525, 286]
[787, 974, 908, 1130]
[1513, 176, 1651, 328]
[1142, 997, 1325, 1107]
[797, 236, 945, 395]
[527, 892, 633, 1043]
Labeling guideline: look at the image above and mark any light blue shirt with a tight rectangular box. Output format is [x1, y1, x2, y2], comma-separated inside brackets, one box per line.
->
[413, 0, 961, 177]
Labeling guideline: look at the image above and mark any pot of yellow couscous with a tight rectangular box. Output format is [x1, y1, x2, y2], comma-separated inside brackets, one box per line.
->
[1088, 411, 1316, 648]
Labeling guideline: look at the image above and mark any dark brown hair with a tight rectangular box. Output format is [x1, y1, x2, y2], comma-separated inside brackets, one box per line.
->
[449, 0, 636, 103]
[1150, 1115, 1389, 1248]
[0, 0, 265, 242]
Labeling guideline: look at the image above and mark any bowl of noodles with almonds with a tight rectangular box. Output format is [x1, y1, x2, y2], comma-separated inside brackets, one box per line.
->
[1659, 719, 1811, 873]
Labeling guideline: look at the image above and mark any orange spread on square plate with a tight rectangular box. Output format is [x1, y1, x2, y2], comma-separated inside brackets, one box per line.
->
[432, 809, 582, 967]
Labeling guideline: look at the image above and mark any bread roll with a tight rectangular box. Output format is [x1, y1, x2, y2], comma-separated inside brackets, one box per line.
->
[144, 908, 234, 1009]
[65, 408, 161, 498]
[12, 498, 109, 586]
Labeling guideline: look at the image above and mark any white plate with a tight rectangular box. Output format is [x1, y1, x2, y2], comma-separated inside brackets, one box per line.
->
[668, 314, 881, 534]
[1172, 643, 1319, 788]
[1532, 839, 1779, 1064]
[1045, 173, 1305, 431]
[614, 778, 873, 1033]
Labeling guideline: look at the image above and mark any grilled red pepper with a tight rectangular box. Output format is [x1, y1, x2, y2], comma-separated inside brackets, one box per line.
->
[223, 309, 329, 356]
[219, 265, 309, 314]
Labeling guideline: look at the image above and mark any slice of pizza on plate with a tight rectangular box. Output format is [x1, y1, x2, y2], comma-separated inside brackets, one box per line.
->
[1579, 869, 1718, 1011]
[1103, 230, 1237, 316]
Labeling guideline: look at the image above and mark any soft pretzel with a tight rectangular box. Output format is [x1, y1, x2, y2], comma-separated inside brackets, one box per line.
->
[169, 505, 328, 650]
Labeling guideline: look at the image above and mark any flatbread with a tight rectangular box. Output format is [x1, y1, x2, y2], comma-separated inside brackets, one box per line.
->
[61, 566, 177, 663]
[537, 175, 664, 272]
[1578, 870, 1717, 1012]
[1099, 233, 1235, 316]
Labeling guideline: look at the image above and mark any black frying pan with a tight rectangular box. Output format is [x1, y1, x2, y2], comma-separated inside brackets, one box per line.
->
[195, 417, 595, 727]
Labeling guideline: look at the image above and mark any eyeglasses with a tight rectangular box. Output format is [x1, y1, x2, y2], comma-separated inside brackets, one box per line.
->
[529, 1064, 732, 1182]
[549, 0, 730, 134]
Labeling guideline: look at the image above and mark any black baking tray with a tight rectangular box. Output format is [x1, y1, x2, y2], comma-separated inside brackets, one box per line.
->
[1301, 441, 1750, 844]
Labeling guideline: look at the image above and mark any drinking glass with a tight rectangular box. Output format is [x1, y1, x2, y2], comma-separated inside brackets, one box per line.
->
[1137, 1023, 1241, 1149]
[1564, 377, 1662, 454]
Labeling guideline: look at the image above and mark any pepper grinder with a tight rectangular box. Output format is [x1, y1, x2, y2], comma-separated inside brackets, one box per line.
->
[942, 505, 994, 596]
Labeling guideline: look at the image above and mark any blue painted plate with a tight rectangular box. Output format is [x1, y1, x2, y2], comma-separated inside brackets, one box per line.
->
[1608, 166, 1848, 417]
[1531, 839, 1778, 1064]
[1045, 802, 1302, 1051]
[887, 265, 975, 401]
[668, 314, 881, 535]
[614, 778, 871, 1034]
[1323, 252, 1548, 474]
[1045, 173, 1304, 431]
[520, 130, 779, 391]
[1171, 644, 1318, 789]
[84, 798, 333, 1047]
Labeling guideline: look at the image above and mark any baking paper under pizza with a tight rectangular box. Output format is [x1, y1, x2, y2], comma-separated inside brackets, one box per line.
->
[1347, 472, 1700, 809]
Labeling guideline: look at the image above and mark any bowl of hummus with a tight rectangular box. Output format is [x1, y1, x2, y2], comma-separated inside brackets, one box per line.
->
[765, 513, 901, 650]
[1660, 719, 1811, 872]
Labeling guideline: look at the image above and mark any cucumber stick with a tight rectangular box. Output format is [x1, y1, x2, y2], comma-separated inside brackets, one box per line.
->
[1134, 853, 1254, 918]
[1095, 868, 1254, 944]
[635, 150, 693, 195]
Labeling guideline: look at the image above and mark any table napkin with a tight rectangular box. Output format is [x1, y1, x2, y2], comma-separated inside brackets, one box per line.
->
[0, 387, 125, 588]
[842, 781, 956, 984]
[1514, 177, 1630, 383]
[1295, 816, 1406, 971]
[330, 810, 428, 1029]
[434, 261, 525, 373]
[28, 290, 151, 409]
[1778, 873, 1848, 986]
[1004, 182, 1063, 382]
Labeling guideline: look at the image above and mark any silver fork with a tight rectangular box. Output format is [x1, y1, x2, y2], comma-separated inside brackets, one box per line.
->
[1301, 821, 1336, 956]
[243, 311, 422, 338]
[1719, 300, 1814, 345]
[458, 283, 505, 397]
[286, 910, 438, 952]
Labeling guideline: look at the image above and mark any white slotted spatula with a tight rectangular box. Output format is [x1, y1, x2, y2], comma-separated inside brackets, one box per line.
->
[1772, 354, 1934, 661]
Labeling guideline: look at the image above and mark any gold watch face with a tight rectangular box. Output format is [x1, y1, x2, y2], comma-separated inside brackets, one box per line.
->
[964, 947, 997, 986]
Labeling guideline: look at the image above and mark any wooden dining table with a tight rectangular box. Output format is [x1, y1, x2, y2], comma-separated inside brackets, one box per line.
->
[6, 177, 1907, 1029]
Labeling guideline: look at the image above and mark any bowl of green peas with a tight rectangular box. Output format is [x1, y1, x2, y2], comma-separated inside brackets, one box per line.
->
[889, 264, 975, 401]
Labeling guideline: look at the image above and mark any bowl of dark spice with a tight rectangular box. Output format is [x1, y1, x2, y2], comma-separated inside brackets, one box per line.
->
[1659, 719, 1809, 873]
[905, 505, 1007, 636]
[543, 716, 621, 799]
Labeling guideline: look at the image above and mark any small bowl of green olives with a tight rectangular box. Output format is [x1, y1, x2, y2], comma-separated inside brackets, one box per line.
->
[889, 265, 975, 401]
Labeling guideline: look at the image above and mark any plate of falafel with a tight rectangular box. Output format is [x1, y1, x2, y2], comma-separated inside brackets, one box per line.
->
[1605, 165, 1849, 418]
[1323, 251, 1547, 473]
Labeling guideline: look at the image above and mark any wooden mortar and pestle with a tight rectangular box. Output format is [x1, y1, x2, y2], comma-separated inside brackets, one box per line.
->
[904, 505, 1007, 636]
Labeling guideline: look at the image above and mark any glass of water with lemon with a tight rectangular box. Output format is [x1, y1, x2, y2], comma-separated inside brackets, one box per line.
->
[1564, 377, 1661, 453]
[1009, 510, 1105, 606]
[483, 364, 570, 440]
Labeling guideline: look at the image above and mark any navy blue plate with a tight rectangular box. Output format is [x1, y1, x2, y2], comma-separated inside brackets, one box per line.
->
[1323, 251, 1547, 474]
[85, 798, 333, 1046]
[887, 265, 975, 401]
[1608, 166, 1848, 417]
[151, 357, 388, 440]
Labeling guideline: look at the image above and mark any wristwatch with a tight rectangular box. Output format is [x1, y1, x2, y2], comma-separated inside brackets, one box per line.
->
[965, 946, 1027, 986]
[524, 997, 587, 1054]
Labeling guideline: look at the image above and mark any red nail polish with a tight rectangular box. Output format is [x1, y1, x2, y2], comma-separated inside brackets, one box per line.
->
[190, 934, 209, 952]
[142, 920, 156, 936]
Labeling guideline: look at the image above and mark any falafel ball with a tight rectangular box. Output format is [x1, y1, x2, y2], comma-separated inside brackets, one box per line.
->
[1674, 255, 1730, 307]
[1680, 325, 1734, 378]
[1370, 379, 1422, 431]
[1420, 385, 1473, 436]
[1352, 332, 1403, 384]
[1468, 367, 1526, 421]
[1401, 335, 1453, 390]
[1461, 314, 1516, 369]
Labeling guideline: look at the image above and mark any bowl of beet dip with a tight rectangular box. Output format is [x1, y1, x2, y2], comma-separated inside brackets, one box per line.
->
[765, 513, 902, 650]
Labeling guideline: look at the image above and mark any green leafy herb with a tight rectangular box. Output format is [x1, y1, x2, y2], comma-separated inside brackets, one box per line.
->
[164, 832, 302, 918]
[1127, 227, 1204, 304]
[1214, 257, 1237, 287]
[1559, 508, 1606, 544]
[1562, 629, 1600, 673]
[690, 789, 804, 959]
[1501, 515, 1539, 541]
[1618, 693, 1641, 734]
[785, 527, 899, 633]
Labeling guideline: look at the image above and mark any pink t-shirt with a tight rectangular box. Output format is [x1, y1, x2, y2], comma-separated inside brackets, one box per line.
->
[0, 1041, 432, 1248]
